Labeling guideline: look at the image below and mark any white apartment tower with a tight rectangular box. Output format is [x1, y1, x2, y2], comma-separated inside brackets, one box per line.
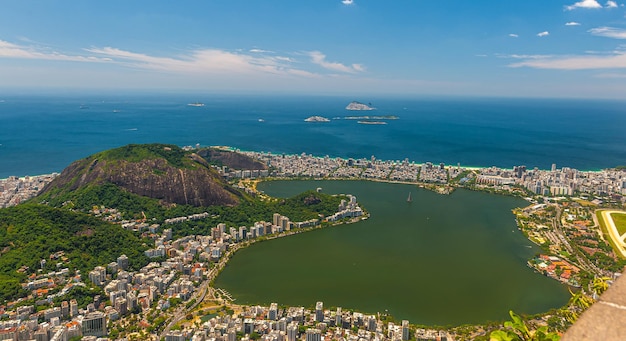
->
[402, 320, 410, 341]
[315, 301, 324, 322]
[268, 302, 278, 320]
[336, 307, 342, 326]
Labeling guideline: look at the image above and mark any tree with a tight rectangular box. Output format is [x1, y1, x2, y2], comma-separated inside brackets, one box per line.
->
[489, 311, 559, 341]
[591, 277, 611, 296]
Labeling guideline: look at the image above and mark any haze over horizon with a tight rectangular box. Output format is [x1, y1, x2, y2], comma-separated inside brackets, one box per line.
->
[2, 0, 626, 98]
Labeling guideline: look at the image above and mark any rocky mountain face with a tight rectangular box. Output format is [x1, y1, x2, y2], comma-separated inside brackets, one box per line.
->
[40, 145, 240, 207]
[197, 148, 267, 170]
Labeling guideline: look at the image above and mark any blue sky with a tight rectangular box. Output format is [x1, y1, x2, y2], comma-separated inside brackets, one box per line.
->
[1, 0, 626, 97]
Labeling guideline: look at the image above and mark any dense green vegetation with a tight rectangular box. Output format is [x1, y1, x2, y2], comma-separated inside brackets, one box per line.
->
[167, 190, 346, 238]
[36, 182, 203, 221]
[37, 181, 344, 237]
[2, 144, 347, 304]
[0, 204, 149, 302]
[7, 185, 345, 301]
[490, 310, 559, 341]
[53, 285, 105, 309]
[95, 143, 193, 169]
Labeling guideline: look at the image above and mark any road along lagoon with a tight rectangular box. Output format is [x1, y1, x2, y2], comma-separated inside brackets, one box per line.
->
[215, 180, 570, 326]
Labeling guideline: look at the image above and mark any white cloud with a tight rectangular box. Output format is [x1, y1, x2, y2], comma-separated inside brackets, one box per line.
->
[505, 54, 553, 59]
[566, 22, 581, 26]
[352, 64, 365, 72]
[584, 49, 615, 54]
[595, 72, 626, 77]
[606, 1, 618, 8]
[307, 51, 364, 73]
[0, 40, 111, 62]
[565, 0, 602, 10]
[0, 38, 367, 79]
[496, 53, 553, 61]
[342, 0, 354, 5]
[509, 33, 519, 38]
[589, 26, 626, 39]
[537, 31, 550, 37]
[509, 51, 626, 69]
[275, 56, 294, 62]
[86, 47, 307, 76]
[249, 48, 273, 53]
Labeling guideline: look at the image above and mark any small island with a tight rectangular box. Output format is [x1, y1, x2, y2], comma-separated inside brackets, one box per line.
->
[358, 121, 387, 125]
[304, 115, 330, 122]
[345, 115, 399, 120]
[346, 101, 375, 111]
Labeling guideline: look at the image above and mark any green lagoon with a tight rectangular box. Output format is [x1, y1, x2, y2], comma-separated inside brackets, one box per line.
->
[214, 180, 570, 325]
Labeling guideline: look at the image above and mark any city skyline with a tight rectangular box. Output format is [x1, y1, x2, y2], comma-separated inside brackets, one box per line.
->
[1, 0, 626, 98]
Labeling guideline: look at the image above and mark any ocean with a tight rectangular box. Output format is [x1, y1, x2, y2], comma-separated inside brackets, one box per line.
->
[1, 94, 625, 178]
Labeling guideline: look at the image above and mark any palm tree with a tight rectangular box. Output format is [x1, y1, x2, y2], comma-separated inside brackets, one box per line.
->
[489, 310, 560, 341]
[591, 276, 611, 296]
[569, 289, 593, 311]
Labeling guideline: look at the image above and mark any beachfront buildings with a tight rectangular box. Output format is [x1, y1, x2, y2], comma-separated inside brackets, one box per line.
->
[237, 149, 625, 200]
[5, 148, 626, 210]
[0, 173, 57, 208]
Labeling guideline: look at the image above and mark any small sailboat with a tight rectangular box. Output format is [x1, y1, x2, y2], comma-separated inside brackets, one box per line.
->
[407, 192, 412, 203]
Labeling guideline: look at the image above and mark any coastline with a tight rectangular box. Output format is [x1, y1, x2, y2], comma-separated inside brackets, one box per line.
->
[2, 145, 624, 337]
[223, 146, 612, 173]
[0, 146, 615, 181]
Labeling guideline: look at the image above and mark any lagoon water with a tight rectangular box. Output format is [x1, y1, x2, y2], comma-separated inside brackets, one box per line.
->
[214, 180, 570, 326]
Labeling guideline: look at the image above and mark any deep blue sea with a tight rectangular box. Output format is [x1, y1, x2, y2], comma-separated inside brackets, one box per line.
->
[1, 94, 625, 178]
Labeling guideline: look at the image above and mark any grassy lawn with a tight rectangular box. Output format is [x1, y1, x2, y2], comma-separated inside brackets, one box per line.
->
[575, 199, 596, 207]
[596, 210, 624, 259]
[611, 212, 626, 236]
[200, 313, 219, 323]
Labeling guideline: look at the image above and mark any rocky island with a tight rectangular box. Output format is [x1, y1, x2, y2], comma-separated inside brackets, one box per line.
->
[346, 101, 375, 111]
[304, 115, 330, 122]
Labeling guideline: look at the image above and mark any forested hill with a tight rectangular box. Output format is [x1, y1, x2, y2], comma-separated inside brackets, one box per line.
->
[38, 143, 241, 207]
[0, 204, 148, 302]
